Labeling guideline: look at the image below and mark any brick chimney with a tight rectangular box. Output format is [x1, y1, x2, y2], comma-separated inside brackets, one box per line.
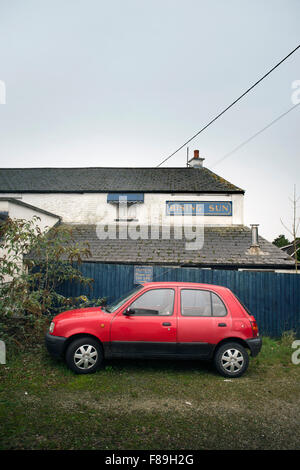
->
[189, 150, 205, 168]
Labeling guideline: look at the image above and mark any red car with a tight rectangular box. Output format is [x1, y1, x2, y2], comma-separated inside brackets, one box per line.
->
[45, 282, 262, 378]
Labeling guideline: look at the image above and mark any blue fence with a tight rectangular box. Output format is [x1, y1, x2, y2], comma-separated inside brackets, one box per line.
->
[59, 263, 300, 337]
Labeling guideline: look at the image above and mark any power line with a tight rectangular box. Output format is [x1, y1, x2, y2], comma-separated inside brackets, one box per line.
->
[211, 102, 300, 168]
[156, 43, 300, 167]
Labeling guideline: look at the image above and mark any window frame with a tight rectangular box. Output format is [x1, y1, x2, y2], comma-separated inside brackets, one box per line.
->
[115, 202, 138, 222]
[127, 288, 175, 317]
[180, 288, 228, 317]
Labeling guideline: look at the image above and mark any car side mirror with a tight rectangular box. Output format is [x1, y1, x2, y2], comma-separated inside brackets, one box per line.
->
[123, 308, 135, 316]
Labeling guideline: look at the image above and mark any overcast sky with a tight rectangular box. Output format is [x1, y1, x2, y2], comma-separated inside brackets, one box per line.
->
[0, 0, 299, 242]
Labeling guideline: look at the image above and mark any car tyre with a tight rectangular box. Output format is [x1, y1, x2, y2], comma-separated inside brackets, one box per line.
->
[214, 342, 249, 378]
[65, 337, 103, 374]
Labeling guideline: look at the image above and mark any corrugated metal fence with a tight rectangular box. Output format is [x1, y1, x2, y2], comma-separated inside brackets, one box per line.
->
[60, 263, 300, 337]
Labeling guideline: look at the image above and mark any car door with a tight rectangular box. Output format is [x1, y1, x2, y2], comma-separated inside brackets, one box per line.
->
[177, 287, 230, 358]
[110, 287, 177, 358]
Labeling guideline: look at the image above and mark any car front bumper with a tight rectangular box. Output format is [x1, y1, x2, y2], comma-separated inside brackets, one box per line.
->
[45, 332, 67, 358]
[245, 337, 262, 357]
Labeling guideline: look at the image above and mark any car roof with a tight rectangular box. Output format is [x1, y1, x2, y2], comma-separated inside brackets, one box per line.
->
[141, 281, 230, 292]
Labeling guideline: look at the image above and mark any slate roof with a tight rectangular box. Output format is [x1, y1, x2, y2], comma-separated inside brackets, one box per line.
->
[0, 167, 244, 194]
[0, 197, 61, 220]
[65, 224, 294, 268]
[281, 239, 300, 258]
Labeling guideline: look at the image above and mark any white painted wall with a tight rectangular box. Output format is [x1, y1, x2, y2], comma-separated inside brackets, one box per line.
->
[0, 192, 244, 226]
[0, 200, 60, 283]
[0, 200, 59, 231]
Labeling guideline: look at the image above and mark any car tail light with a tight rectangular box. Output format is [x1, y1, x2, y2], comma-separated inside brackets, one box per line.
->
[250, 320, 259, 337]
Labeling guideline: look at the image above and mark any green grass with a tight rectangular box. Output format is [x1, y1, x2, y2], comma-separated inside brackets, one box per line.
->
[0, 334, 299, 450]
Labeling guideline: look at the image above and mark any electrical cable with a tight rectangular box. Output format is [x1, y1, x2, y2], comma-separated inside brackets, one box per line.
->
[211, 102, 300, 168]
[156, 44, 300, 167]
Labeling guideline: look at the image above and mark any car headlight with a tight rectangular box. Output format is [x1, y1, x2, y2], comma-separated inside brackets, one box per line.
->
[49, 321, 55, 334]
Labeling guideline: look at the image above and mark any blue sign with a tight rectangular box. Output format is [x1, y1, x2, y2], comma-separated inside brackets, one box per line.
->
[134, 266, 153, 284]
[166, 201, 232, 216]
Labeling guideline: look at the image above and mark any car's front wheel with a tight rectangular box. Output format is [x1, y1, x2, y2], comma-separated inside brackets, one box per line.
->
[214, 342, 249, 378]
[65, 337, 103, 374]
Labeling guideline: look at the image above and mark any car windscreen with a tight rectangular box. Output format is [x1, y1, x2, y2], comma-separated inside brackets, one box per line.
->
[105, 285, 144, 313]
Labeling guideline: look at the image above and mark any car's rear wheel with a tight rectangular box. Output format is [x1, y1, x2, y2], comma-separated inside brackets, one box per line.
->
[65, 337, 103, 374]
[214, 342, 249, 378]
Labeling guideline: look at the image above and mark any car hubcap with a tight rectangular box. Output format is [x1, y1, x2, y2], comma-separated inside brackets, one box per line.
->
[74, 344, 98, 370]
[221, 348, 244, 373]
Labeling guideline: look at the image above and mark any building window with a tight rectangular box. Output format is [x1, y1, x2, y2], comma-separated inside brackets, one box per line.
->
[107, 193, 144, 222]
[116, 202, 137, 221]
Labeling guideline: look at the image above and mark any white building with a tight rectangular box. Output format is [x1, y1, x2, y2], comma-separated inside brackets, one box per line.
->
[0, 151, 294, 271]
[0, 198, 60, 283]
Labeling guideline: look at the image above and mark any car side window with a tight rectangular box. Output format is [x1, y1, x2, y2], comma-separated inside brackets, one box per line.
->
[180, 290, 227, 317]
[211, 292, 227, 317]
[129, 289, 175, 316]
[181, 289, 211, 316]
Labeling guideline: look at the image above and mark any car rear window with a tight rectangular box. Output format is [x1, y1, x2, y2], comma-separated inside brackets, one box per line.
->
[181, 289, 227, 317]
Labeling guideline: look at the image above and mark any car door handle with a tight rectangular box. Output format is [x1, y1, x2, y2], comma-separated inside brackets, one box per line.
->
[218, 323, 227, 327]
[162, 322, 171, 326]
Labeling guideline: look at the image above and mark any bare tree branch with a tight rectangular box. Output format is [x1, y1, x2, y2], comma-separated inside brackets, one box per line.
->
[280, 184, 299, 272]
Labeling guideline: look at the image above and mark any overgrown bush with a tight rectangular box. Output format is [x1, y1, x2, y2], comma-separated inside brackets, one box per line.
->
[0, 216, 104, 350]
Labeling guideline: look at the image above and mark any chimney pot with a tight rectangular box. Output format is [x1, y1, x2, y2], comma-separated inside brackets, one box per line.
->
[194, 150, 199, 159]
[250, 224, 259, 247]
